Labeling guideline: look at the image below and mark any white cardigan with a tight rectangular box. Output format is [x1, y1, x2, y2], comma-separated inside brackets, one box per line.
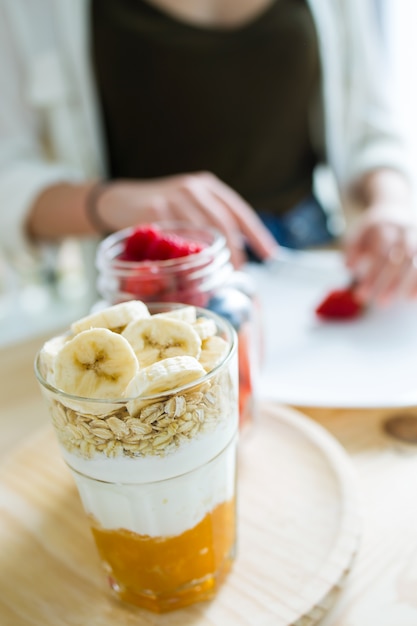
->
[0, 0, 410, 253]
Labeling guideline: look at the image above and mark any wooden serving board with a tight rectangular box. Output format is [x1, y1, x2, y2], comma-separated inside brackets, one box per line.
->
[0, 403, 360, 626]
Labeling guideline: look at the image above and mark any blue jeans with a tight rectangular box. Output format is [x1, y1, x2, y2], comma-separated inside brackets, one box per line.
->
[258, 194, 335, 250]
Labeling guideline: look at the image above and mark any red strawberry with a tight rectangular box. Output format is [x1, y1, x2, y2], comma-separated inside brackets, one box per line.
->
[315, 286, 363, 320]
[121, 273, 168, 300]
[145, 235, 176, 261]
[149, 235, 203, 260]
[122, 225, 161, 261]
[171, 241, 204, 258]
[120, 225, 204, 262]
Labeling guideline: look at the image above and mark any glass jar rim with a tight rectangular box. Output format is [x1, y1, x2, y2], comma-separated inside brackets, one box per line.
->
[96, 222, 229, 272]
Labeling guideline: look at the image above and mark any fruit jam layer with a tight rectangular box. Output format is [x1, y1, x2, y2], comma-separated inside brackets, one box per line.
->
[91, 497, 236, 612]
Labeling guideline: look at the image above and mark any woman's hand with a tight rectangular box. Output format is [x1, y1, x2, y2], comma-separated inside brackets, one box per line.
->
[96, 172, 279, 267]
[345, 202, 417, 305]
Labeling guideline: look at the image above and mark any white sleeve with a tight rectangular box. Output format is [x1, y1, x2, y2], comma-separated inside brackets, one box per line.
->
[0, 3, 84, 256]
[342, 0, 413, 186]
[381, 0, 417, 189]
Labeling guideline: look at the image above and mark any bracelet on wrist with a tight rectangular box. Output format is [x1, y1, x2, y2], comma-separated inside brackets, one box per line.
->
[85, 181, 114, 236]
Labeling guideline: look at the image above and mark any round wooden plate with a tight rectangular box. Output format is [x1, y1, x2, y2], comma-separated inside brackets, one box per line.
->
[0, 403, 360, 626]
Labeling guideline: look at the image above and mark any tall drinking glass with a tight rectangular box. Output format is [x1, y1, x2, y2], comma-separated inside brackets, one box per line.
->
[35, 304, 238, 613]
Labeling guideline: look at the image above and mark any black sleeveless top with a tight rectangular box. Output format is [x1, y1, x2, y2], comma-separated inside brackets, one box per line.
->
[91, 0, 321, 216]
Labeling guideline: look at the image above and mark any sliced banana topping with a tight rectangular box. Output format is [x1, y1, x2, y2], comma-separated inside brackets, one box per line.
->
[198, 335, 230, 372]
[126, 356, 206, 414]
[153, 305, 197, 324]
[39, 298, 237, 458]
[54, 328, 139, 399]
[122, 317, 202, 368]
[71, 301, 150, 334]
[192, 317, 217, 341]
[41, 299, 230, 425]
[39, 334, 70, 385]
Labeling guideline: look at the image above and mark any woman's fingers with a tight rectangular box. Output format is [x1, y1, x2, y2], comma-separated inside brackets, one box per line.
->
[176, 176, 246, 267]
[405, 257, 417, 298]
[164, 173, 278, 266]
[164, 183, 245, 267]
[346, 218, 417, 304]
[200, 173, 279, 260]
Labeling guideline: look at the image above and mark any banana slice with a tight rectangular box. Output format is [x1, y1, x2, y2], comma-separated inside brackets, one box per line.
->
[153, 306, 197, 324]
[192, 316, 217, 341]
[126, 356, 206, 414]
[122, 317, 202, 368]
[71, 301, 150, 335]
[198, 335, 230, 372]
[54, 328, 139, 410]
[39, 334, 70, 384]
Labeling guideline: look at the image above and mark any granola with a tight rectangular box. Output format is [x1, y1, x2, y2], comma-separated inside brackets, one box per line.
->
[49, 375, 232, 459]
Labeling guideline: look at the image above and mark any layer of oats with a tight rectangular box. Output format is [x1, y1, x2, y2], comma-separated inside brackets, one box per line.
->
[49, 373, 233, 459]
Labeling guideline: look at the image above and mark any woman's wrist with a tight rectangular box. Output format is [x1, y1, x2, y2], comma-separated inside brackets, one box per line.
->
[353, 168, 413, 211]
[27, 180, 104, 241]
[84, 181, 114, 235]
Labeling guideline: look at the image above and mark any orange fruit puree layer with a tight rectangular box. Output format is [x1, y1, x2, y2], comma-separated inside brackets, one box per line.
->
[90, 497, 236, 612]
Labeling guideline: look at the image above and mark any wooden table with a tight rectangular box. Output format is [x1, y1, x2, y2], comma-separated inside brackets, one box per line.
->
[1, 335, 417, 625]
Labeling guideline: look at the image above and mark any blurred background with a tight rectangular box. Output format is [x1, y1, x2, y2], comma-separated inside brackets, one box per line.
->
[0, 0, 416, 347]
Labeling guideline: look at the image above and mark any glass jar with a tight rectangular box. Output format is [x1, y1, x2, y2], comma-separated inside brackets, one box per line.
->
[35, 303, 239, 613]
[96, 223, 259, 429]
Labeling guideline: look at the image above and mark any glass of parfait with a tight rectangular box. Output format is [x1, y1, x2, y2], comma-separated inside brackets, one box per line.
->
[34, 301, 239, 613]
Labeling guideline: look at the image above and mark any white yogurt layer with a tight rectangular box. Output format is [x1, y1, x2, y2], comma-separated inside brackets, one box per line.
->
[64, 422, 237, 538]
